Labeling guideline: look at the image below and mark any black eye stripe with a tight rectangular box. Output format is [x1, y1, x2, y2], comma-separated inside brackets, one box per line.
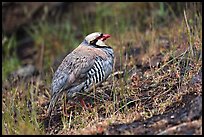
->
[96, 33, 103, 40]
[90, 33, 103, 45]
[90, 39, 98, 45]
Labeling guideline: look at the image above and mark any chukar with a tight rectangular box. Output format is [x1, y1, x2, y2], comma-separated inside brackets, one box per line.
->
[48, 32, 114, 115]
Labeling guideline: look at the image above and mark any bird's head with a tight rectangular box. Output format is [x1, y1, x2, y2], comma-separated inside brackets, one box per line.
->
[84, 32, 111, 46]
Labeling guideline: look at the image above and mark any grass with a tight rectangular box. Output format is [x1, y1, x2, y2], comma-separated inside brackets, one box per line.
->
[2, 2, 202, 135]
[26, 20, 79, 73]
[2, 82, 44, 134]
[2, 35, 21, 81]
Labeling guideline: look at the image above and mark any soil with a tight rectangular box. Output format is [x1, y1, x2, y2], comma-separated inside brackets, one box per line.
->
[2, 2, 202, 135]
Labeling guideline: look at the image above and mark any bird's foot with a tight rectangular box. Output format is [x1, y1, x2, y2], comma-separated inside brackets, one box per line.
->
[79, 98, 92, 111]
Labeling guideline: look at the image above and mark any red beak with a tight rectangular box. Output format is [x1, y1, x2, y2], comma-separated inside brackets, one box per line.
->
[100, 34, 111, 41]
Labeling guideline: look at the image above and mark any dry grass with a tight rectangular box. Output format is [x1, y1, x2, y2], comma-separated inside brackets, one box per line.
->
[2, 2, 202, 135]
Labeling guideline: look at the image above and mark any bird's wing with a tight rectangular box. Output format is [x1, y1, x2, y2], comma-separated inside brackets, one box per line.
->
[51, 44, 108, 93]
[70, 45, 108, 85]
[67, 52, 97, 86]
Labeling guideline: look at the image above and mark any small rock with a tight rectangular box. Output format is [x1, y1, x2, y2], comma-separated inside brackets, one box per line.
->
[8, 64, 38, 81]
[16, 64, 37, 77]
[191, 68, 202, 84]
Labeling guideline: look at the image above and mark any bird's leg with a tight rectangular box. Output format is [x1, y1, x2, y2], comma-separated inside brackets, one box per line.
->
[79, 98, 92, 110]
[87, 102, 92, 110]
[79, 98, 88, 109]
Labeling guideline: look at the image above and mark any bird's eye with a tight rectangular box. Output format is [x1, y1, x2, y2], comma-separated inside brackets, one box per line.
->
[90, 40, 95, 45]
[96, 33, 103, 40]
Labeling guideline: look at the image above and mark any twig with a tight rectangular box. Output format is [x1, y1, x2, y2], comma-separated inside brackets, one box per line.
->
[39, 41, 45, 75]
[113, 99, 139, 115]
[68, 111, 72, 129]
[183, 10, 194, 57]
[154, 49, 189, 74]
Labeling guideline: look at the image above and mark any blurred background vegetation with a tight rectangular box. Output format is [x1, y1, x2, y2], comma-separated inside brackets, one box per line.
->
[2, 2, 202, 81]
[2, 2, 202, 135]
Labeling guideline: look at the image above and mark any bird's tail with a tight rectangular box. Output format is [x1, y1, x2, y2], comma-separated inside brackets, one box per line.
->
[47, 90, 63, 116]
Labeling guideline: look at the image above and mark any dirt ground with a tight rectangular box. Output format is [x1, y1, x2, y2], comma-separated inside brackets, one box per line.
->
[2, 2, 202, 135]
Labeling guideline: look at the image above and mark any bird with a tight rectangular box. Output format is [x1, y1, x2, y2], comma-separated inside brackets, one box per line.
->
[48, 32, 114, 116]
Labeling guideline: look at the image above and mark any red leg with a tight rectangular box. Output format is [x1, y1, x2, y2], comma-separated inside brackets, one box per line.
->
[79, 98, 88, 109]
[79, 98, 93, 110]
[87, 102, 92, 110]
